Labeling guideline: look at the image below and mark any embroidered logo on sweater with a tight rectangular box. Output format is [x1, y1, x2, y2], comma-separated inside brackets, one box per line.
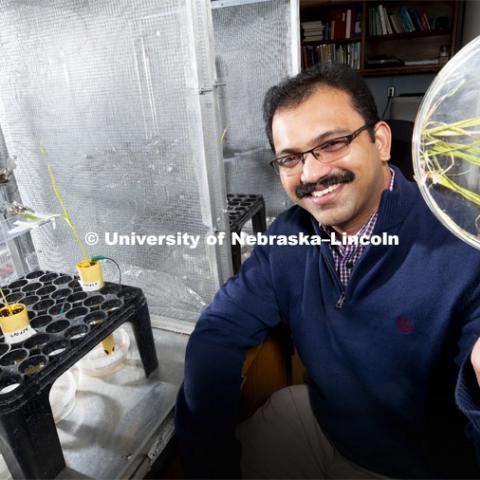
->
[396, 315, 414, 334]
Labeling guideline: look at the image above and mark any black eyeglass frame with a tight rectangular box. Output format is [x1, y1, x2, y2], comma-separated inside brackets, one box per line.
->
[270, 122, 375, 174]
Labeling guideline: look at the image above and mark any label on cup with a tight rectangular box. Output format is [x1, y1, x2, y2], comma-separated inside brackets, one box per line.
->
[79, 280, 101, 292]
[5, 325, 36, 344]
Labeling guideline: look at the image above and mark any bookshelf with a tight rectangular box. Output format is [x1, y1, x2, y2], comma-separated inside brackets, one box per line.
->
[300, 1, 463, 77]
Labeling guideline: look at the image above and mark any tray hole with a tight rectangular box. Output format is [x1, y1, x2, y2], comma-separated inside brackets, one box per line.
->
[36, 285, 56, 297]
[5, 292, 25, 303]
[84, 295, 104, 309]
[31, 315, 53, 329]
[0, 374, 22, 395]
[84, 311, 107, 327]
[66, 307, 88, 319]
[51, 288, 72, 300]
[9, 279, 28, 290]
[53, 275, 73, 286]
[0, 344, 9, 356]
[0, 288, 10, 297]
[43, 340, 69, 357]
[68, 280, 82, 291]
[19, 354, 48, 375]
[48, 303, 71, 316]
[24, 333, 50, 350]
[0, 349, 28, 366]
[32, 299, 55, 312]
[66, 324, 89, 341]
[22, 295, 40, 307]
[39, 273, 58, 283]
[102, 299, 122, 312]
[46, 320, 70, 334]
[22, 282, 42, 294]
[67, 292, 88, 304]
[25, 271, 45, 280]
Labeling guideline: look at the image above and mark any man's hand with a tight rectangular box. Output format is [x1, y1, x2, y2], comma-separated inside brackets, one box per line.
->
[471, 337, 480, 386]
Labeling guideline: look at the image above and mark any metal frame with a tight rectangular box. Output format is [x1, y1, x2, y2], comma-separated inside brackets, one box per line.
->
[211, 0, 277, 9]
[290, 0, 301, 75]
[0, 126, 38, 278]
[185, 0, 233, 287]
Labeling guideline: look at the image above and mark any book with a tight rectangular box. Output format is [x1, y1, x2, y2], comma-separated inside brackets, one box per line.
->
[375, 9, 382, 36]
[393, 12, 407, 33]
[302, 21, 324, 28]
[304, 35, 326, 42]
[369, 8, 374, 35]
[378, 5, 387, 35]
[382, 5, 394, 35]
[400, 7, 415, 32]
[334, 10, 346, 40]
[354, 7, 361, 37]
[408, 8, 422, 31]
[389, 13, 402, 34]
[421, 12, 431, 31]
[346, 9, 351, 39]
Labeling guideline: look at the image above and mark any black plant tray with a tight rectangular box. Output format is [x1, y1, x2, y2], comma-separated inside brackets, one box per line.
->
[227, 193, 266, 234]
[227, 194, 267, 274]
[0, 270, 158, 479]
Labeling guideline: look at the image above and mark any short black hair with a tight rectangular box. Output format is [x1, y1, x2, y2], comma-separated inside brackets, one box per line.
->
[263, 63, 379, 151]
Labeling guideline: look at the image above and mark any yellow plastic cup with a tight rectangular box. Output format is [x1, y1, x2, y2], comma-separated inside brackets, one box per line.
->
[101, 334, 115, 355]
[76, 259, 105, 292]
[76, 259, 114, 354]
[0, 303, 35, 343]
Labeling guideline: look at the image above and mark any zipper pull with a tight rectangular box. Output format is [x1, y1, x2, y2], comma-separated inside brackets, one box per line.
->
[336, 293, 345, 309]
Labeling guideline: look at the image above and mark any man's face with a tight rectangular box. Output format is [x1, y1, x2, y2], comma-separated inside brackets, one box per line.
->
[271, 86, 392, 234]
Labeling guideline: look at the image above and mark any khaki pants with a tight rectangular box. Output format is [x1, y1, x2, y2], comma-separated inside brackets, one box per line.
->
[236, 385, 387, 479]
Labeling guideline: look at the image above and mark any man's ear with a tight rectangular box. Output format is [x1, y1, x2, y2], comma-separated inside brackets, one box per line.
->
[373, 121, 391, 162]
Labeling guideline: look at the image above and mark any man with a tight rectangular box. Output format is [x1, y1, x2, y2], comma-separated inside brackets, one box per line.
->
[175, 64, 480, 478]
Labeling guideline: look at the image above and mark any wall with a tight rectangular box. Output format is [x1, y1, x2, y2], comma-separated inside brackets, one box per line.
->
[366, 74, 435, 120]
[462, 0, 480, 46]
[366, 0, 476, 121]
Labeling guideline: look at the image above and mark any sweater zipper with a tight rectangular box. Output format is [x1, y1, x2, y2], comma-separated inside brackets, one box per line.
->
[336, 293, 345, 309]
[321, 248, 346, 309]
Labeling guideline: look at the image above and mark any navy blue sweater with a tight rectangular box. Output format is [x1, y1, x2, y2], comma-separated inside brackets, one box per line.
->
[176, 168, 480, 478]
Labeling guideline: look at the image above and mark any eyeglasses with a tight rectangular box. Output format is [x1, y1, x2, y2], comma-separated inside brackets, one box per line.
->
[270, 123, 374, 176]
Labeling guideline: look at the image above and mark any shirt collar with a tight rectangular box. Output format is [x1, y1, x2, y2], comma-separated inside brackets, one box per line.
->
[320, 167, 395, 236]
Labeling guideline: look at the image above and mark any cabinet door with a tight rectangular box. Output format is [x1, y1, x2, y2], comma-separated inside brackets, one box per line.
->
[0, 0, 231, 326]
[213, 0, 300, 217]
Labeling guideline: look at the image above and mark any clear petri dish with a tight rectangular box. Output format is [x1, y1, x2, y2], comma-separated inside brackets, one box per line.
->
[413, 35, 480, 251]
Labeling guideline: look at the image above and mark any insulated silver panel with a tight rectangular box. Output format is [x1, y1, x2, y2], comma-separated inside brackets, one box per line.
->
[0, 0, 231, 324]
[213, 0, 300, 216]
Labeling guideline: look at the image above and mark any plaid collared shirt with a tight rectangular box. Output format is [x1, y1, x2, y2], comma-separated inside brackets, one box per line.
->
[322, 169, 395, 286]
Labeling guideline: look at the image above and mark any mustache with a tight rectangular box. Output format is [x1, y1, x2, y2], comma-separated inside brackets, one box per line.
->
[295, 171, 355, 199]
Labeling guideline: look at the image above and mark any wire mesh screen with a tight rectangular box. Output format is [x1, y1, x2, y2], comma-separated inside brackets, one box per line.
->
[0, 0, 230, 324]
[212, 0, 299, 217]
